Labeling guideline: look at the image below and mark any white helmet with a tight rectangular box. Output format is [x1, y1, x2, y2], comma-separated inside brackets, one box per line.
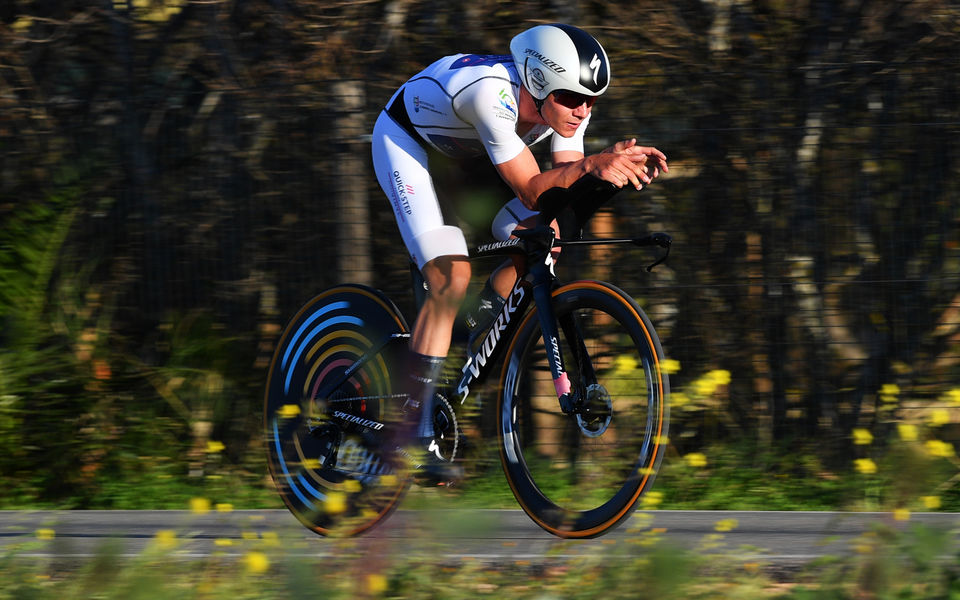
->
[510, 24, 610, 109]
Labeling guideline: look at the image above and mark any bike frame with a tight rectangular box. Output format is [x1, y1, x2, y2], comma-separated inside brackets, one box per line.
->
[312, 224, 671, 427]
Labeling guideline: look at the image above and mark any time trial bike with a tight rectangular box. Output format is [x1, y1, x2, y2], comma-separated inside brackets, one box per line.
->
[264, 177, 672, 539]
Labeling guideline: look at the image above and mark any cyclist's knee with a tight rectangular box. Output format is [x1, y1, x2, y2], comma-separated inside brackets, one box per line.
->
[422, 256, 471, 308]
[514, 214, 562, 262]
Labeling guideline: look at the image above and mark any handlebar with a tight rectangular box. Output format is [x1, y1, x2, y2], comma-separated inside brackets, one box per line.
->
[556, 232, 672, 271]
[472, 175, 673, 271]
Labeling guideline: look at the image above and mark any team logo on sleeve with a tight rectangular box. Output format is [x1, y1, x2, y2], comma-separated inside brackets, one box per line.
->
[497, 89, 517, 117]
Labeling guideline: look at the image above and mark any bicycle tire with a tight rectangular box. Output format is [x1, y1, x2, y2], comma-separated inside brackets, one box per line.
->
[264, 284, 410, 537]
[498, 280, 669, 538]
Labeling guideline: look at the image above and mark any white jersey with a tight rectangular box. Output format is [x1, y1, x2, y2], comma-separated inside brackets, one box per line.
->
[388, 54, 589, 164]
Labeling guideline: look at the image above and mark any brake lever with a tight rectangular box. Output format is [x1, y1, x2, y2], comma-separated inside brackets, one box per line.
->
[637, 233, 672, 271]
[645, 243, 671, 272]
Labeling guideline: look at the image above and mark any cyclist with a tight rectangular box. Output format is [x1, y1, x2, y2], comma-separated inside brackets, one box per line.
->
[370, 23, 668, 483]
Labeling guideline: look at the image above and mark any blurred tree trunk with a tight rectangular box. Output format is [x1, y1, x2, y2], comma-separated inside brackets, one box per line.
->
[333, 80, 372, 285]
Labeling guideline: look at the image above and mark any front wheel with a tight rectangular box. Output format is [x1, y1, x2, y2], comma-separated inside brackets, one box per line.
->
[498, 280, 669, 538]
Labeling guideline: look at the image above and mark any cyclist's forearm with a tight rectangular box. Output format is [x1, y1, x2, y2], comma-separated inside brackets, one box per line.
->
[498, 148, 650, 211]
[523, 159, 597, 209]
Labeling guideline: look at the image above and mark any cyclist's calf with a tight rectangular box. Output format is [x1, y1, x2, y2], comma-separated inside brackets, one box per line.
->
[410, 255, 472, 356]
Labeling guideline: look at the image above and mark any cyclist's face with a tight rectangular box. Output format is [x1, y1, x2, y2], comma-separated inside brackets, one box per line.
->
[543, 90, 594, 137]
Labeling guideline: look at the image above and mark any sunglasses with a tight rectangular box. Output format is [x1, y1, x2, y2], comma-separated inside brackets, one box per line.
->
[552, 90, 597, 109]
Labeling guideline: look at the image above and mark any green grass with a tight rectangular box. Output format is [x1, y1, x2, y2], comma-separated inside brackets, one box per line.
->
[2, 515, 958, 599]
[4, 437, 957, 516]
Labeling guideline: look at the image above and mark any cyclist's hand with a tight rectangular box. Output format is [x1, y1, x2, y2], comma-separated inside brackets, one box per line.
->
[584, 141, 668, 190]
[604, 138, 669, 182]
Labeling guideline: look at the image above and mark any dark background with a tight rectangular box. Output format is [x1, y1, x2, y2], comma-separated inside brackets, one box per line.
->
[1, 0, 957, 508]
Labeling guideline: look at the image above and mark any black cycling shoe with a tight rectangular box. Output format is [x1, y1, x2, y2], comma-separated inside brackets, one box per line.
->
[413, 455, 464, 487]
[394, 439, 464, 487]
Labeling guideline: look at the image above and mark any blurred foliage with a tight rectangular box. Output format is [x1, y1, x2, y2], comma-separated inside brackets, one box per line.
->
[0, 0, 959, 508]
[1, 511, 958, 599]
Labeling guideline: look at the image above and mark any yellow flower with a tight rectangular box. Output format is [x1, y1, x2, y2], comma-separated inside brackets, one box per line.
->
[925, 440, 955, 458]
[343, 479, 362, 493]
[671, 392, 690, 408]
[614, 354, 638, 375]
[714, 518, 739, 532]
[893, 508, 910, 522]
[190, 497, 211, 514]
[897, 424, 918, 442]
[708, 369, 731, 386]
[216, 503, 233, 513]
[367, 574, 389, 594]
[325, 491, 347, 514]
[880, 383, 900, 403]
[944, 389, 960, 404]
[628, 512, 654, 532]
[854, 458, 877, 474]
[35, 529, 55, 541]
[641, 491, 663, 508]
[852, 428, 873, 445]
[928, 409, 950, 427]
[244, 551, 270, 575]
[662, 359, 681, 374]
[684, 452, 708, 468]
[206, 440, 225, 453]
[694, 377, 719, 397]
[921, 495, 941, 510]
[278, 404, 301, 418]
[12, 16, 33, 31]
[154, 530, 177, 550]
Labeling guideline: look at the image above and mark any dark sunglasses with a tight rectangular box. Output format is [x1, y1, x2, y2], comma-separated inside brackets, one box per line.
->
[552, 90, 596, 109]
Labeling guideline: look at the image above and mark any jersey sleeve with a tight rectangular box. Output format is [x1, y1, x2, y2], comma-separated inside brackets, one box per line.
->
[454, 77, 527, 165]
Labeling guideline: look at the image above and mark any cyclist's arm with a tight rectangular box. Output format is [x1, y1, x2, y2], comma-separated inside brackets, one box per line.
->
[551, 149, 585, 168]
[456, 77, 666, 208]
[496, 146, 660, 211]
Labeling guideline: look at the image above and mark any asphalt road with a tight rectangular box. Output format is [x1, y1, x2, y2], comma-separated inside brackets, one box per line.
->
[3, 509, 958, 571]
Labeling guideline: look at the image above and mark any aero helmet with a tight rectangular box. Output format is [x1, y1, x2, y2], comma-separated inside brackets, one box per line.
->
[510, 24, 610, 112]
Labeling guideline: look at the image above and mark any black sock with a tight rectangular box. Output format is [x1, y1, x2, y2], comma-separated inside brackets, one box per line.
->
[403, 351, 445, 440]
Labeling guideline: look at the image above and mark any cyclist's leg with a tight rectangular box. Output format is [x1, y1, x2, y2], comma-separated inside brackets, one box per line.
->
[399, 259, 470, 482]
[371, 112, 469, 481]
[489, 197, 561, 298]
[408, 256, 470, 438]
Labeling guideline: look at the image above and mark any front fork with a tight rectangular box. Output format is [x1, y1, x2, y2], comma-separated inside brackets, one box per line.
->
[528, 258, 597, 415]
